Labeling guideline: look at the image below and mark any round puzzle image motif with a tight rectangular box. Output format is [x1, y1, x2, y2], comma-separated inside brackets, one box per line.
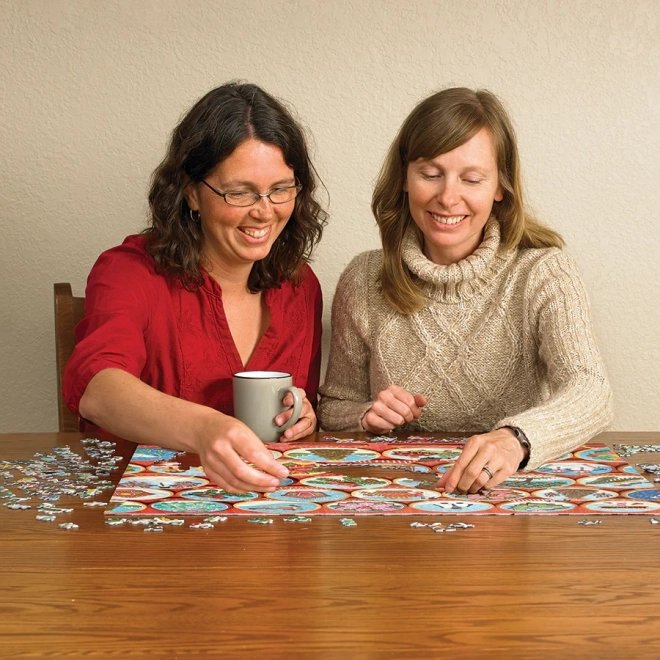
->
[532, 487, 618, 502]
[498, 499, 576, 513]
[622, 489, 660, 501]
[535, 461, 612, 477]
[393, 477, 435, 488]
[151, 500, 229, 513]
[131, 446, 179, 462]
[381, 447, 463, 462]
[113, 486, 172, 502]
[409, 500, 494, 513]
[351, 487, 441, 502]
[583, 500, 660, 513]
[179, 487, 258, 502]
[444, 488, 531, 502]
[577, 474, 654, 490]
[574, 447, 622, 462]
[149, 464, 206, 476]
[325, 500, 406, 513]
[499, 475, 575, 489]
[266, 487, 348, 503]
[233, 500, 320, 514]
[283, 448, 381, 463]
[119, 475, 209, 490]
[300, 475, 391, 490]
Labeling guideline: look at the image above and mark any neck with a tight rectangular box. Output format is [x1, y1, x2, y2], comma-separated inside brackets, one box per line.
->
[202, 253, 253, 296]
[422, 232, 484, 265]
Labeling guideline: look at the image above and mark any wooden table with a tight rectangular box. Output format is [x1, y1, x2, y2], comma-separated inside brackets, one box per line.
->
[1, 431, 660, 659]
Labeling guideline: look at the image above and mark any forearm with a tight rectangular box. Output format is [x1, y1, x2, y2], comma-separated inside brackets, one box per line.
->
[318, 396, 372, 432]
[496, 374, 613, 470]
[78, 368, 218, 453]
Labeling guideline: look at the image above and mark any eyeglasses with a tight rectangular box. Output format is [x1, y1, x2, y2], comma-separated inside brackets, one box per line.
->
[200, 180, 302, 207]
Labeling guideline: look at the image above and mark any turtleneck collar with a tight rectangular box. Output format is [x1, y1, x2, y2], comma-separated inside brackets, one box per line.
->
[401, 217, 513, 303]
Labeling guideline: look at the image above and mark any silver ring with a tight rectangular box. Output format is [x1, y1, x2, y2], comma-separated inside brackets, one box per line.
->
[482, 464, 493, 479]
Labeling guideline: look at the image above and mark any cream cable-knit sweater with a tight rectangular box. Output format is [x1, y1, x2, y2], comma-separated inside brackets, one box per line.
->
[318, 219, 613, 471]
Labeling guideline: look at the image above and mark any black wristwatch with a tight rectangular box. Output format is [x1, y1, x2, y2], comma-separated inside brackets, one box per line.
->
[508, 426, 531, 469]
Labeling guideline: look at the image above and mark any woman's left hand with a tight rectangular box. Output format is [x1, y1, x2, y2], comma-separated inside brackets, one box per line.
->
[276, 389, 317, 442]
[436, 428, 527, 493]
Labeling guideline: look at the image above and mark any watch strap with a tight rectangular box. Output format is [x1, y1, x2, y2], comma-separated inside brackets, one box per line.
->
[508, 426, 530, 470]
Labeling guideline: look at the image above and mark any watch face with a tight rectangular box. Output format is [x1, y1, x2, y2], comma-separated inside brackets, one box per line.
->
[514, 428, 530, 447]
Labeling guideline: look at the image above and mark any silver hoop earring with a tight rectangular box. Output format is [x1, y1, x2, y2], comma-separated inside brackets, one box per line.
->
[189, 208, 200, 223]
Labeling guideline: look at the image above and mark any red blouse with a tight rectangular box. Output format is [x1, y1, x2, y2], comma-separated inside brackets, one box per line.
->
[64, 235, 323, 417]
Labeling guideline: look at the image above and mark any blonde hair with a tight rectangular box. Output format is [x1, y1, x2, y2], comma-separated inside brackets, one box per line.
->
[372, 87, 564, 314]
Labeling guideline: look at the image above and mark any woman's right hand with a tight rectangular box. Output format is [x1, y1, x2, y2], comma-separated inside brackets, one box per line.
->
[361, 385, 426, 433]
[195, 412, 289, 493]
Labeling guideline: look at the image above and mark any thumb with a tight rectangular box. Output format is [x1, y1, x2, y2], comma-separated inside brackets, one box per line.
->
[242, 435, 289, 479]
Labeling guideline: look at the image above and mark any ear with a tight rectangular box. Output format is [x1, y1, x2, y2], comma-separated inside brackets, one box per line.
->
[183, 176, 200, 211]
[494, 182, 504, 202]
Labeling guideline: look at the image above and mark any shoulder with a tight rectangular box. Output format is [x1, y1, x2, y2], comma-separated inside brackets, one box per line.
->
[272, 264, 322, 315]
[514, 246, 582, 284]
[297, 262, 321, 292]
[514, 247, 592, 312]
[282, 263, 321, 303]
[87, 235, 165, 298]
[330, 250, 384, 328]
[92, 234, 156, 275]
[337, 249, 383, 292]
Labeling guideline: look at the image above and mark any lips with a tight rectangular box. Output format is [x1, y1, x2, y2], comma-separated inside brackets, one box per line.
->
[429, 213, 467, 226]
[238, 226, 270, 239]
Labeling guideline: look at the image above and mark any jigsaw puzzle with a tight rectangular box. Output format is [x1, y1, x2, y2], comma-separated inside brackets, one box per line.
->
[105, 437, 660, 516]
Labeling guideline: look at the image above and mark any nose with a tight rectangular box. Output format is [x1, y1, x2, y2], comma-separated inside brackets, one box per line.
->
[249, 194, 275, 221]
[436, 178, 460, 209]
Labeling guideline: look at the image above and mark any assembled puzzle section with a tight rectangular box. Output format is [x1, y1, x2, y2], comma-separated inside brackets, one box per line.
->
[105, 437, 660, 516]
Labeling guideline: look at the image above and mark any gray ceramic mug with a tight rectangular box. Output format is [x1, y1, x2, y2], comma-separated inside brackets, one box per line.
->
[233, 371, 304, 443]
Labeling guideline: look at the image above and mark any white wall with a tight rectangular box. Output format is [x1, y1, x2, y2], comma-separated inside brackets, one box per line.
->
[1, 0, 658, 432]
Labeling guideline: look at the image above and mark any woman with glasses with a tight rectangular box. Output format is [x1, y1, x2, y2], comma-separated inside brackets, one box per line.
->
[318, 87, 612, 493]
[64, 82, 327, 494]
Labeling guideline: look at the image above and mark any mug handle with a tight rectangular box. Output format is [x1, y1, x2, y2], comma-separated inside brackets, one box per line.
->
[277, 386, 303, 431]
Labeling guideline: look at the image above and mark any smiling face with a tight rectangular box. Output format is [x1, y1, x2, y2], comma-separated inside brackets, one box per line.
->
[404, 127, 503, 265]
[184, 139, 296, 278]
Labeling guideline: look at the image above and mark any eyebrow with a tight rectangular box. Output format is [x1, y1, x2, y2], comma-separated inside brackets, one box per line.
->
[219, 177, 296, 188]
[415, 161, 493, 175]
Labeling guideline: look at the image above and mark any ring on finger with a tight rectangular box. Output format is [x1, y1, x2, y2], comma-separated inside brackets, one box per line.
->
[482, 464, 493, 479]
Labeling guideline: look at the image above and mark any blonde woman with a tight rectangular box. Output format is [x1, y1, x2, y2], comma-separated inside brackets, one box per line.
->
[319, 88, 612, 493]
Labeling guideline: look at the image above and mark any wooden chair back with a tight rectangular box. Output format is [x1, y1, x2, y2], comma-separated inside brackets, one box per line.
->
[54, 283, 85, 432]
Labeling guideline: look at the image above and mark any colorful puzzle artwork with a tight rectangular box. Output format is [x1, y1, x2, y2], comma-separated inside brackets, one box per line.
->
[105, 437, 660, 517]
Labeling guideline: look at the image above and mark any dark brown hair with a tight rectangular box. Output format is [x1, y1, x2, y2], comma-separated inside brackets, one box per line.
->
[145, 82, 327, 291]
[372, 87, 564, 314]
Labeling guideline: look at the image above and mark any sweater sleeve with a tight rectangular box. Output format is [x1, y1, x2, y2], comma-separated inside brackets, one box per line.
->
[63, 240, 156, 415]
[318, 253, 377, 431]
[494, 251, 613, 470]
